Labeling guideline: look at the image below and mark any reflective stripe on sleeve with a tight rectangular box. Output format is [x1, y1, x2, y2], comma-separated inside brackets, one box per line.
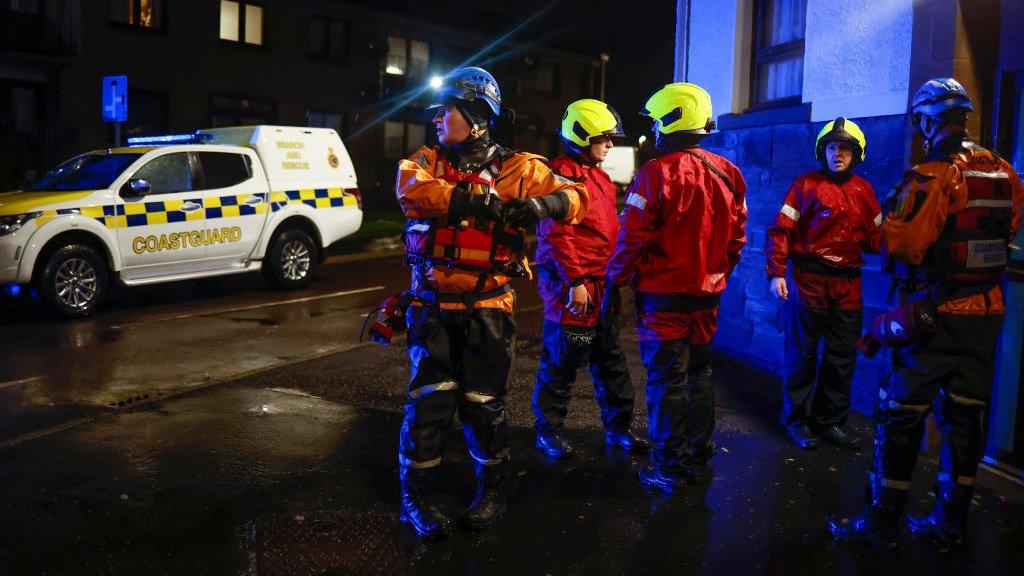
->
[874, 212, 883, 226]
[625, 192, 647, 210]
[780, 204, 800, 222]
[965, 199, 1013, 209]
[962, 170, 1009, 179]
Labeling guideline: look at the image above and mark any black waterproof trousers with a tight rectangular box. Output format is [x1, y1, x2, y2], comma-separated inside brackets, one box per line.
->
[398, 303, 515, 471]
[781, 296, 862, 429]
[873, 311, 1002, 492]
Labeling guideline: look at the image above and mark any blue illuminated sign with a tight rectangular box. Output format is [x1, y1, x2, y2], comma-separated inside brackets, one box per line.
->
[102, 75, 128, 122]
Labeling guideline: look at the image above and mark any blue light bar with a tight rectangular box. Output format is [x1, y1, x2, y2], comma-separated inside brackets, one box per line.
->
[4, 284, 21, 297]
[126, 131, 213, 146]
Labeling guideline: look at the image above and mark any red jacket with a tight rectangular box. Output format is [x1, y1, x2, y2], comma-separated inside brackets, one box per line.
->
[536, 154, 620, 325]
[608, 148, 747, 296]
[765, 171, 882, 310]
[536, 154, 619, 282]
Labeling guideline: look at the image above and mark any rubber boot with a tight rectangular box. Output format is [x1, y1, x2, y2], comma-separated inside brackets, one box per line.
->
[829, 484, 907, 551]
[908, 483, 973, 547]
[399, 466, 452, 539]
[461, 460, 512, 530]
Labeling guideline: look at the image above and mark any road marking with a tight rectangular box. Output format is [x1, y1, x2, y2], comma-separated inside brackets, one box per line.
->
[0, 376, 43, 390]
[110, 286, 387, 330]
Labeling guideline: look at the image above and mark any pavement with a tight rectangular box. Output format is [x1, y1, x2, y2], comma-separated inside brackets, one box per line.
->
[0, 250, 1022, 575]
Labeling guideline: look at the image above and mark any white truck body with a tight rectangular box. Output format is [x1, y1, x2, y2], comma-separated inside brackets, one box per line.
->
[0, 126, 362, 301]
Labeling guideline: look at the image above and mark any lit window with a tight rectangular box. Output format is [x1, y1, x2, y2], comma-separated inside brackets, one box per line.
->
[110, 0, 164, 28]
[386, 36, 406, 75]
[751, 0, 807, 106]
[220, 0, 263, 45]
[386, 36, 429, 77]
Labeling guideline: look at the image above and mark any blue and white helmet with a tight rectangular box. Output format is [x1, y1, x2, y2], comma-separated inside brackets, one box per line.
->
[428, 66, 501, 117]
[911, 77, 973, 117]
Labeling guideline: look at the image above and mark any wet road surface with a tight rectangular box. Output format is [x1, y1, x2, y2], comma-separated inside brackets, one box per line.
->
[1, 253, 1022, 575]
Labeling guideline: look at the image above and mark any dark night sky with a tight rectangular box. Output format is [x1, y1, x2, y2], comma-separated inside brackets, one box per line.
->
[352, 0, 677, 140]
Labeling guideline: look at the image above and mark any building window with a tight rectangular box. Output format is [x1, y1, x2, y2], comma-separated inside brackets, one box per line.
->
[535, 61, 561, 96]
[384, 120, 426, 157]
[9, 85, 39, 134]
[308, 110, 348, 138]
[385, 36, 429, 77]
[210, 95, 275, 126]
[219, 0, 263, 45]
[110, 0, 164, 29]
[6, 0, 39, 14]
[309, 16, 349, 61]
[751, 0, 807, 106]
[125, 89, 167, 137]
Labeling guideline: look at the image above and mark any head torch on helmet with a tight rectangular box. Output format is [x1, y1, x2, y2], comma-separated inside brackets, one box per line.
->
[427, 66, 502, 117]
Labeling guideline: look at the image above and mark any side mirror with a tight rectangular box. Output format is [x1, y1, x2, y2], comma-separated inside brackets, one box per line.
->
[122, 178, 152, 197]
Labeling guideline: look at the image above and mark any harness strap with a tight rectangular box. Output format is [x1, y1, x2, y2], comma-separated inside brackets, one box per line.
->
[793, 255, 862, 279]
[408, 284, 512, 308]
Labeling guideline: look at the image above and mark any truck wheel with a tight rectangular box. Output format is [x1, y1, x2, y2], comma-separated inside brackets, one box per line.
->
[37, 243, 108, 319]
[264, 228, 318, 289]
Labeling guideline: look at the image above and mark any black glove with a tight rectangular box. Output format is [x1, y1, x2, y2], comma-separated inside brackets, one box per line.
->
[449, 186, 505, 224]
[601, 283, 622, 316]
[505, 192, 569, 228]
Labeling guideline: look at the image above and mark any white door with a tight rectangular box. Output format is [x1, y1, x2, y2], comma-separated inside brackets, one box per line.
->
[193, 150, 268, 266]
[116, 151, 207, 279]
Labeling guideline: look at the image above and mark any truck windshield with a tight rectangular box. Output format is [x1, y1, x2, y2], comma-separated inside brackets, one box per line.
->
[25, 152, 143, 192]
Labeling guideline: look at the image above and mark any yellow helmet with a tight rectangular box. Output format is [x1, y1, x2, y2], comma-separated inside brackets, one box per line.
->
[815, 117, 867, 162]
[642, 82, 714, 135]
[559, 99, 625, 148]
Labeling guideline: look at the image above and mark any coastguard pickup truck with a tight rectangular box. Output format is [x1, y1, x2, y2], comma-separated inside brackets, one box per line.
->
[0, 125, 363, 318]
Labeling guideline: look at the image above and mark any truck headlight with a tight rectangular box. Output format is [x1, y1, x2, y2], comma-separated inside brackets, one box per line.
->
[0, 211, 43, 237]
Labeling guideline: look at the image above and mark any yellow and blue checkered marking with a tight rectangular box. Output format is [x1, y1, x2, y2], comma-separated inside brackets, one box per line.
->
[35, 189, 354, 229]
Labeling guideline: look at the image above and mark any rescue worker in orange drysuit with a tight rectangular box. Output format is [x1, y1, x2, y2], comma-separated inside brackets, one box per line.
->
[830, 77, 1024, 550]
[395, 66, 587, 539]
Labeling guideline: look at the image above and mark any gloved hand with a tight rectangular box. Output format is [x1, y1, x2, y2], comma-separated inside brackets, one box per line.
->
[505, 192, 569, 228]
[601, 283, 622, 316]
[449, 186, 505, 224]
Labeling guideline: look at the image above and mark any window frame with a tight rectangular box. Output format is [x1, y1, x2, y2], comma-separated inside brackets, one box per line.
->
[192, 151, 253, 191]
[383, 120, 427, 158]
[208, 93, 276, 127]
[748, 0, 806, 109]
[218, 0, 265, 47]
[384, 35, 429, 78]
[309, 15, 350, 62]
[109, 0, 167, 32]
[130, 151, 196, 195]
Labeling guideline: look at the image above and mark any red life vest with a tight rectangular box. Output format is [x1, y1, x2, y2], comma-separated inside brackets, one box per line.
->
[403, 153, 527, 277]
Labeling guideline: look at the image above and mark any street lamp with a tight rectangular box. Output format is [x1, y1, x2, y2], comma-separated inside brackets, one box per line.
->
[599, 52, 610, 101]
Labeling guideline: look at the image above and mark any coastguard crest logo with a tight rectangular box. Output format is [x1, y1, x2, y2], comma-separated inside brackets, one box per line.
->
[327, 147, 340, 169]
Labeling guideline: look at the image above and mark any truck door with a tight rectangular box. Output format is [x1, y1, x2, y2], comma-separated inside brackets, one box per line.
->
[116, 151, 207, 279]
[194, 150, 268, 266]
